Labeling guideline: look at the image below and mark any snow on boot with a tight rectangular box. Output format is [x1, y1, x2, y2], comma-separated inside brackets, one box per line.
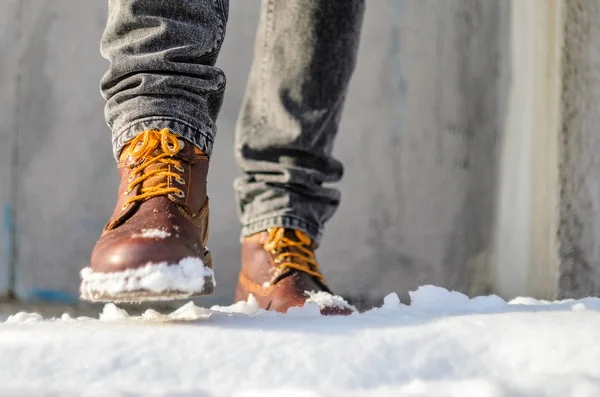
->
[235, 228, 355, 315]
[80, 129, 215, 302]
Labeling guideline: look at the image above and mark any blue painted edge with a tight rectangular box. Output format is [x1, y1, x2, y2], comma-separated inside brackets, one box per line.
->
[25, 289, 79, 304]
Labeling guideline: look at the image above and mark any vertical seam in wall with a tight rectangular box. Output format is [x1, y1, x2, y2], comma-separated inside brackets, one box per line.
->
[528, 0, 563, 299]
[8, 0, 24, 298]
[548, 0, 564, 297]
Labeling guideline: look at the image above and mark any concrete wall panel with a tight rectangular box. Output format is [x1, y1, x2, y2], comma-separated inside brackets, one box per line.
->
[559, 0, 600, 298]
[492, 0, 563, 300]
[14, 0, 114, 302]
[321, 0, 507, 302]
[6, 0, 511, 305]
[0, 0, 21, 296]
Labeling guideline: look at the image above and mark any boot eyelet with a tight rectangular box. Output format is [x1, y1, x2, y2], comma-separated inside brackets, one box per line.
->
[121, 203, 129, 210]
[174, 190, 185, 199]
[122, 189, 131, 196]
[176, 177, 186, 185]
[127, 174, 135, 182]
[174, 164, 184, 172]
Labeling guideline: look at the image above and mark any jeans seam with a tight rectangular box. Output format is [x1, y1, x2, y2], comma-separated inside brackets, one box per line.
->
[215, 0, 228, 25]
[192, 0, 226, 63]
[241, 214, 323, 242]
[112, 116, 214, 147]
[244, 213, 313, 225]
[211, 0, 226, 56]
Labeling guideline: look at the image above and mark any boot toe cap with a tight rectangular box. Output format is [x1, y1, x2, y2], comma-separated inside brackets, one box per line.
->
[91, 232, 200, 273]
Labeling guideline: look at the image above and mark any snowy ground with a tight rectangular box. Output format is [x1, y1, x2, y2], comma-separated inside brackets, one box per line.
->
[2, 286, 600, 397]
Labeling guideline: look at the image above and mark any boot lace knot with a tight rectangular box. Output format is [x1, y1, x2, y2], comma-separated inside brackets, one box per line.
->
[123, 129, 187, 207]
[263, 227, 325, 281]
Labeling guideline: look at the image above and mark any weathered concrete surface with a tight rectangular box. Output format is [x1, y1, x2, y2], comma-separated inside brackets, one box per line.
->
[322, 0, 508, 302]
[3, 0, 511, 304]
[559, 0, 600, 298]
[11, 0, 114, 302]
[0, 0, 21, 296]
[492, 0, 562, 299]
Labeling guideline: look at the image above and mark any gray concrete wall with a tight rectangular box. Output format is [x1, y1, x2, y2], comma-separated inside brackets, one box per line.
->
[9, 0, 114, 303]
[329, 0, 508, 301]
[1, 0, 511, 305]
[559, 0, 600, 298]
[0, 0, 22, 296]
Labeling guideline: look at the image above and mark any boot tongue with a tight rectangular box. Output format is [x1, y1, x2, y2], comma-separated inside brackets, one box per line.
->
[139, 143, 196, 188]
[119, 132, 200, 166]
[143, 161, 171, 188]
[274, 229, 314, 265]
[288, 229, 311, 245]
[117, 145, 178, 193]
[268, 228, 326, 287]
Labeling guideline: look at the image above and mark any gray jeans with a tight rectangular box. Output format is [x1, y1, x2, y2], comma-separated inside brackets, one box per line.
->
[101, 0, 365, 243]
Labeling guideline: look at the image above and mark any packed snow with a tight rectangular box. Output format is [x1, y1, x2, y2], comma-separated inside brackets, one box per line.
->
[2, 285, 600, 396]
[305, 290, 357, 311]
[80, 257, 215, 299]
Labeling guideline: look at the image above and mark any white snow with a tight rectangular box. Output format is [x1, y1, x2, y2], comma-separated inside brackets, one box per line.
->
[210, 294, 268, 316]
[382, 292, 401, 308]
[2, 285, 600, 396]
[132, 228, 171, 239]
[80, 257, 215, 298]
[99, 303, 131, 320]
[5, 312, 43, 324]
[305, 290, 357, 312]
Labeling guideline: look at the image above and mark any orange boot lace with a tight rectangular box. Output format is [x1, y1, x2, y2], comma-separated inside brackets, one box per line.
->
[123, 128, 199, 207]
[263, 227, 326, 281]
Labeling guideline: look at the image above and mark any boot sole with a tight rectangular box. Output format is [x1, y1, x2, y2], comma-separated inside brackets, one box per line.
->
[80, 275, 214, 303]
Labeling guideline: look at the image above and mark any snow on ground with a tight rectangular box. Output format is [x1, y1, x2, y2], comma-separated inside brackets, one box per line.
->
[2, 285, 600, 397]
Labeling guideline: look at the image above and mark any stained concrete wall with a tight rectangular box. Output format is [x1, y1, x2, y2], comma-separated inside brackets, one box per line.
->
[492, 0, 563, 300]
[559, 0, 600, 298]
[0, 0, 543, 305]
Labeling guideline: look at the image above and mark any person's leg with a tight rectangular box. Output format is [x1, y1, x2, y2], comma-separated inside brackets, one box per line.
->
[234, 0, 365, 314]
[102, 0, 228, 159]
[81, 0, 229, 303]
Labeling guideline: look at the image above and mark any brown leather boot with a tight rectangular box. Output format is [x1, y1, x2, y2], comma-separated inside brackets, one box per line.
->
[81, 128, 214, 302]
[235, 228, 355, 315]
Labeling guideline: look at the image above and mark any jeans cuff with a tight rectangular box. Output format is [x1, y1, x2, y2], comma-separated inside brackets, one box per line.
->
[111, 117, 215, 160]
[240, 215, 323, 245]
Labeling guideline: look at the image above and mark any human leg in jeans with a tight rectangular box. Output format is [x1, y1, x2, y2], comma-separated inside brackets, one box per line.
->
[234, 0, 365, 314]
[81, 0, 229, 302]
